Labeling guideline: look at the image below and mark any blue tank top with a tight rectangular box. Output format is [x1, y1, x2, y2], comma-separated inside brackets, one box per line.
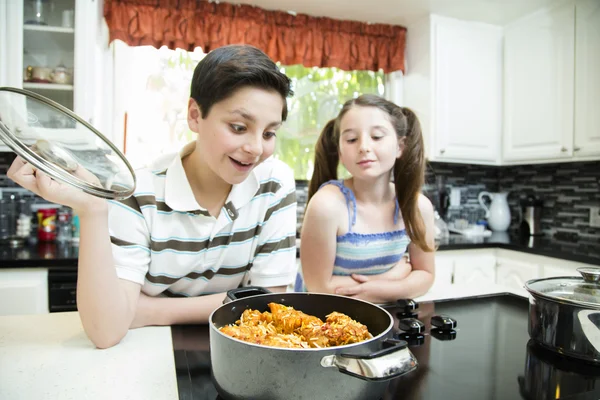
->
[294, 180, 410, 292]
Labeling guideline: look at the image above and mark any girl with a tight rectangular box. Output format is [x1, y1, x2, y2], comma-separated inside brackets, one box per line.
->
[295, 95, 435, 303]
[7, 45, 297, 348]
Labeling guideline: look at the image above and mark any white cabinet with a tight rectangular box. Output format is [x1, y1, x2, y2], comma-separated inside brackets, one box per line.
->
[404, 15, 503, 165]
[0, 0, 102, 125]
[542, 264, 580, 278]
[452, 251, 496, 286]
[574, 0, 600, 158]
[502, 0, 600, 164]
[0, 268, 49, 315]
[503, 1, 575, 163]
[431, 252, 454, 291]
[429, 248, 596, 297]
[495, 257, 541, 295]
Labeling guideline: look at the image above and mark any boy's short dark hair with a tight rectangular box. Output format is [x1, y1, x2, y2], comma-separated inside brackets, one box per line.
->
[190, 45, 293, 120]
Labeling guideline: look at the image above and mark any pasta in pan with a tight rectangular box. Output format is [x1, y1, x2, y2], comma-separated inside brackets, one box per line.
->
[219, 303, 373, 349]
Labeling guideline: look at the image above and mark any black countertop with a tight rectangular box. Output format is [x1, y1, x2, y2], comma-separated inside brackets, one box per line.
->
[171, 294, 600, 400]
[0, 231, 598, 269]
[435, 231, 600, 265]
[0, 241, 78, 268]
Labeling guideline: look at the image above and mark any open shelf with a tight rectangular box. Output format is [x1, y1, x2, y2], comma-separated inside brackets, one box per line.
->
[23, 82, 74, 91]
[23, 25, 75, 34]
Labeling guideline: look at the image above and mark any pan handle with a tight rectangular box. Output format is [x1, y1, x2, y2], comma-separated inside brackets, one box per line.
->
[223, 286, 271, 304]
[320, 338, 418, 381]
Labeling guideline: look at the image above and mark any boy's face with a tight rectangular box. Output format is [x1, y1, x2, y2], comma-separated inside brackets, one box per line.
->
[188, 86, 284, 185]
[338, 106, 403, 180]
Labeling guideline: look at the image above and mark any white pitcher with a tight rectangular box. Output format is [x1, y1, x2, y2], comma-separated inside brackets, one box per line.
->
[478, 191, 511, 232]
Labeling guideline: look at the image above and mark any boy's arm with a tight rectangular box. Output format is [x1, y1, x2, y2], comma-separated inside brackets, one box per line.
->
[76, 203, 142, 349]
[6, 158, 142, 348]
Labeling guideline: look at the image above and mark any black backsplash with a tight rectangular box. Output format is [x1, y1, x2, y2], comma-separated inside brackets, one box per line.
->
[421, 161, 600, 241]
[1, 151, 598, 242]
[295, 161, 600, 242]
[0, 152, 17, 187]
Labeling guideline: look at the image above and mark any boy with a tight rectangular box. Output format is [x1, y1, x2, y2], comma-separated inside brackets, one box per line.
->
[8, 45, 297, 348]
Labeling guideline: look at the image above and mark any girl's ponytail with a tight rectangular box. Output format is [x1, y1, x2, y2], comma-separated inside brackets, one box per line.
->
[394, 107, 431, 252]
[307, 119, 339, 204]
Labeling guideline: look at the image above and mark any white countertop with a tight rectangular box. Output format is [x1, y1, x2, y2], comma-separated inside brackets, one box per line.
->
[0, 284, 527, 400]
[0, 312, 178, 400]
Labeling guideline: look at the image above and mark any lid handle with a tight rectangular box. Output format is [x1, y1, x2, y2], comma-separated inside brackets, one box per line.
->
[577, 267, 600, 284]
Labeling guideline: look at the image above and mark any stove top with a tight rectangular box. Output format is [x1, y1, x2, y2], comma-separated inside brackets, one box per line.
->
[172, 294, 600, 400]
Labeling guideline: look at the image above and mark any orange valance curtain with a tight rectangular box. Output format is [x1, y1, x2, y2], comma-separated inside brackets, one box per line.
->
[103, 0, 406, 73]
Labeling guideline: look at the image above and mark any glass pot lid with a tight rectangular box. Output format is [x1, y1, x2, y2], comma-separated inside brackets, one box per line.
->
[525, 267, 600, 309]
[0, 87, 135, 200]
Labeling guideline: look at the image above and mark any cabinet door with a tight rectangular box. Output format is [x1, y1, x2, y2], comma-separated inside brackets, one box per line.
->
[0, 268, 49, 315]
[503, 2, 575, 162]
[430, 253, 454, 291]
[574, 0, 600, 158]
[453, 253, 496, 286]
[542, 264, 580, 278]
[432, 17, 502, 164]
[496, 258, 541, 295]
[73, 0, 101, 125]
[0, 0, 23, 88]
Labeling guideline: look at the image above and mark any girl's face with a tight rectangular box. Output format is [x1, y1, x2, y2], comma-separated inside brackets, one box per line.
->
[338, 106, 403, 180]
[187, 86, 284, 185]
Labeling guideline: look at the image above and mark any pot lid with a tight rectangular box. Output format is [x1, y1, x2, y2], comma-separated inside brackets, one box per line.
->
[525, 267, 600, 309]
[0, 87, 135, 200]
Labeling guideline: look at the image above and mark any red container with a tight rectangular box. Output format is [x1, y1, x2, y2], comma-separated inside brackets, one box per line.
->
[37, 208, 57, 241]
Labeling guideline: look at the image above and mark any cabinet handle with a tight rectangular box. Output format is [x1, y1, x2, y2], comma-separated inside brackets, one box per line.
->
[561, 147, 568, 152]
[440, 149, 446, 154]
[574, 147, 581, 152]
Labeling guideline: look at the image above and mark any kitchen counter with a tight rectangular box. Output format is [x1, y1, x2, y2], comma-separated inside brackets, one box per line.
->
[2, 231, 598, 269]
[436, 231, 600, 265]
[0, 312, 178, 400]
[0, 284, 525, 400]
[0, 241, 78, 268]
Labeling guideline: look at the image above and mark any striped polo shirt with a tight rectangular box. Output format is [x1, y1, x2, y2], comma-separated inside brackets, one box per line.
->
[107, 142, 298, 297]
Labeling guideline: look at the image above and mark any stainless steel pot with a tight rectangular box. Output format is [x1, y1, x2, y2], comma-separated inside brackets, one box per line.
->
[524, 267, 600, 364]
[209, 287, 418, 400]
[518, 339, 600, 400]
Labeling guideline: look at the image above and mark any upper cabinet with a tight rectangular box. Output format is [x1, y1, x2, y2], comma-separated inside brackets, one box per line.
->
[574, 0, 600, 158]
[404, 15, 503, 165]
[503, 2, 575, 163]
[503, 0, 600, 164]
[1, 0, 101, 125]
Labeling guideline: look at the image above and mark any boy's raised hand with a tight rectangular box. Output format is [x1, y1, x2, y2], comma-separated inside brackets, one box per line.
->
[7, 156, 106, 214]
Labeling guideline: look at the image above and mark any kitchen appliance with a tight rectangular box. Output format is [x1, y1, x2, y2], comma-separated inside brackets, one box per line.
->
[209, 287, 418, 400]
[478, 191, 511, 232]
[173, 294, 600, 400]
[524, 267, 600, 364]
[48, 267, 78, 312]
[0, 87, 135, 199]
[519, 195, 543, 236]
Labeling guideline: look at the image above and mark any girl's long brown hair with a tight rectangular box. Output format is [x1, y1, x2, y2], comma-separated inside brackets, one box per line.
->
[308, 94, 431, 252]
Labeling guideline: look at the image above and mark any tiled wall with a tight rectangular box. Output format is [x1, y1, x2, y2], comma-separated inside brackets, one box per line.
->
[2, 151, 598, 241]
[422, 162, 500, 224]
[499, 161, 600, 242]
[295, 160, 600, 241]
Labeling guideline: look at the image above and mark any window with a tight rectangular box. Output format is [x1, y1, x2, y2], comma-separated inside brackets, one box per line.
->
[111, 43, 388, 178]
